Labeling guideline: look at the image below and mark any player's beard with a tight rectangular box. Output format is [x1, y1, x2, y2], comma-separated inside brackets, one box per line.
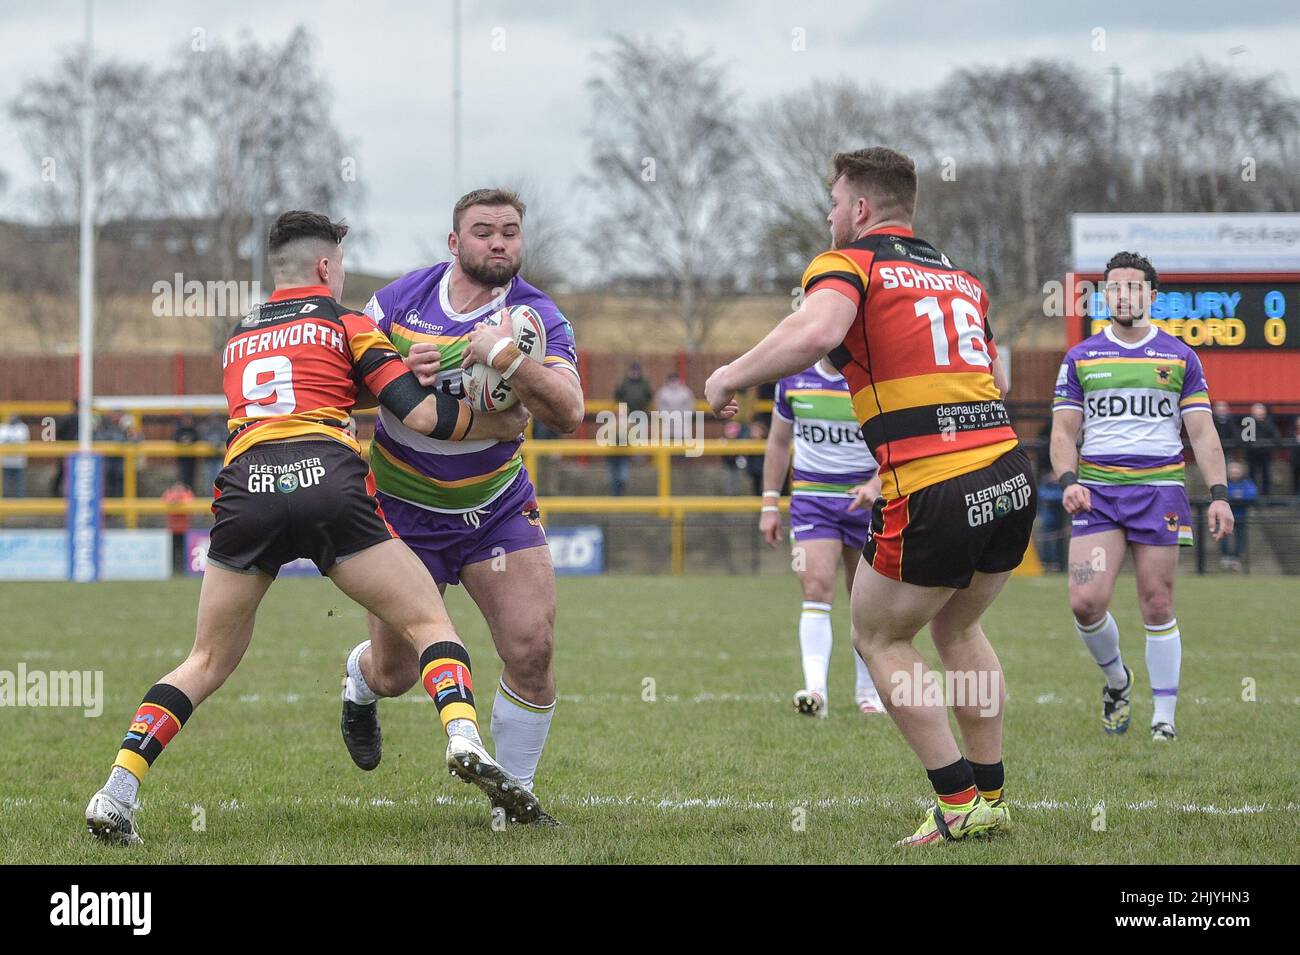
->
[460, 251, 520, 288]
[830, 220, 854, 251]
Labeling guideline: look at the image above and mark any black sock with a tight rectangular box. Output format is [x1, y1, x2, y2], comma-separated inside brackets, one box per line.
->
[926, 757, 977, 806]
[970, 760, 1005, 801]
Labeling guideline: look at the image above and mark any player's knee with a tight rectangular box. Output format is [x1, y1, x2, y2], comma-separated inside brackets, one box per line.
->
[1138, 591, 1174, 625]
[501, 619, 554, 682]
[852, 625, 890, 662]
[797, 569, 835, 604]
[1069, 592, 1106, 626]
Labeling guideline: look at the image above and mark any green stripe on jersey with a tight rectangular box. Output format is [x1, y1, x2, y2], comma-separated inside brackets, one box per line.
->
[1076, 361, 1184, 393]
[791, 480, 857, 495]
[370, 443, 522, 511]
[787, 392, 857, 421]
[388, 326, 469, 370]
[1078, 461, 1185, 485]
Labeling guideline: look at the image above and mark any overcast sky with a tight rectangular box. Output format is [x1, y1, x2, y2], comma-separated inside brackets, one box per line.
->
[2, 0, 1297, 275]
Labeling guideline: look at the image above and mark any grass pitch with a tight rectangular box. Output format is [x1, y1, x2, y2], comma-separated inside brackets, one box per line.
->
[1, 574, 1296, 864]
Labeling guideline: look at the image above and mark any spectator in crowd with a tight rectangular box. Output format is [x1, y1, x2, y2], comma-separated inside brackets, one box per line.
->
[50, 401, 79, 496]
[1036, 467, 1066, 572]
[1220, 459, 1257, 572]
[754, 381, 777, 432]
[94, 411, 130, 499]
[1244, 402, 1280, 496]
[1212, 400, 1238, 448]
[0, 413, 30, 498]
[609, 361, 653, 496]
[173, 413, 200, 490]
[199, 412, 227, 493]
[654, 371, 695, 443]
[161, 481, 195, 575]
[720, 419, 748, 496]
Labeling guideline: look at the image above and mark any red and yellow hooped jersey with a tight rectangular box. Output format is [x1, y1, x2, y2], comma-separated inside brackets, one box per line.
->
[221, 285, 409, 464]
[802, 228, 1018, 500]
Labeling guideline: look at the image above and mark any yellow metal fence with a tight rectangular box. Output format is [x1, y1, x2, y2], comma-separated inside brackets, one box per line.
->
[0, 438, 779, 574]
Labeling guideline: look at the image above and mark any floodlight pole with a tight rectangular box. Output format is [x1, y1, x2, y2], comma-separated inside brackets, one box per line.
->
[452, 0, 462, 205]
[78, 0, 96, 450]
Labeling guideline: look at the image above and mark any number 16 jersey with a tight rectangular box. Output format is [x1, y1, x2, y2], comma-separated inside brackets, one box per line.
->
[801, 227, 1018, 501]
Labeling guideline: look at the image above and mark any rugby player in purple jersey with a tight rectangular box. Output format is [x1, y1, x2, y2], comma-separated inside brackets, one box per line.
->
[1051, 251, 1233, 742]
[340, 189, 585, 825]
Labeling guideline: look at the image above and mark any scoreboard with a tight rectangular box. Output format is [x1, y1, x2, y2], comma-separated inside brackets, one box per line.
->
[1067, 271, 1300, 404]
[1083, 279, 1297, 348]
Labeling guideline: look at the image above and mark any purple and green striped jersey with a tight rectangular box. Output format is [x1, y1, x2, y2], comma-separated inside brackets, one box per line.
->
[363, 262, 578, 512]
[774, 363, 877, 497]
[1053, 325, 1211, 487]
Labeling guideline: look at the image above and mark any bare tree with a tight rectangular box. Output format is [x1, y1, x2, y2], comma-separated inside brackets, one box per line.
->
[584, 35, 748, 351]
[935, 61, 1107, 295]
[748, 80, 937, 286]
[1144, 59, 1300, 212]
[9, 52, 178, 226]
[167, 28, 363, 341]
[8, 51, 181, 344]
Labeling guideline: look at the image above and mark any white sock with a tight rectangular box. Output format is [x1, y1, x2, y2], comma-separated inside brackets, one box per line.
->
[853, 647, 878, 698]
[490, 679, 555, 790]
[105, 765, 140, 806]
[1075, 612, 1128, 689]
[799, 601, 833, 700]
[343, 640, 378, 704]
[1145, 619, 1182, 725]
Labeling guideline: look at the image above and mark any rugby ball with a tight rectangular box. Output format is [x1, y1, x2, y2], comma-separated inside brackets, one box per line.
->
[461, 305, 547, 412]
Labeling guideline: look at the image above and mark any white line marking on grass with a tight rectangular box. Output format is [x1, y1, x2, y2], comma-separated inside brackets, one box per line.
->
[141, 793, 1285, 817]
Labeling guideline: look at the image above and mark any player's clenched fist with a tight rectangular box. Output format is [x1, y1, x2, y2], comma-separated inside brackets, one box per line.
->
[405, 343, 441, 386]
[1062, 482, 1091, 514]
[705, 364, 740, 418]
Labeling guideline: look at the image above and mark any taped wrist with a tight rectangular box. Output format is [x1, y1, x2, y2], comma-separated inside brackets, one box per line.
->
[1210, 483, 1228, 502]
[1058, 470, 1078, 489]
[487, 338, 523, 374]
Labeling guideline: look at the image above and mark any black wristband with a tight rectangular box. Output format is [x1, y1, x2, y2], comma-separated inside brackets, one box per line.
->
[1058, 470, 1078, 489]
[1210, 483, 1228, 502]
[429, 392, 470, 440]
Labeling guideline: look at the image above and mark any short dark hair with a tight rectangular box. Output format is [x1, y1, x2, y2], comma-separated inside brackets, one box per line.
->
[268, 210, 349, 254]
[452, 188, 526, 233]
[1104, 251, 1158, 289]
[830, 147, 918, 219]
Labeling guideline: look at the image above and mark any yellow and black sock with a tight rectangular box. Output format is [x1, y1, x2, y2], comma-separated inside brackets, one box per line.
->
[926, 757, 978, 811]
[970, 760, 1004, 802]
[420, 641, 478, 733]
[111, 683, 193, 793]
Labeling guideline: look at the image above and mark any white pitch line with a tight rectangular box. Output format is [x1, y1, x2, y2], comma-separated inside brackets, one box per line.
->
[202, 691, 1299, 706]
[18, 793, 1287, 817]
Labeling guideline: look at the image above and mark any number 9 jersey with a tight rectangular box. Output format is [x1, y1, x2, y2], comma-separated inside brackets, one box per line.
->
[221, 284, 410, 465]
[802, 227, 1019, 502]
